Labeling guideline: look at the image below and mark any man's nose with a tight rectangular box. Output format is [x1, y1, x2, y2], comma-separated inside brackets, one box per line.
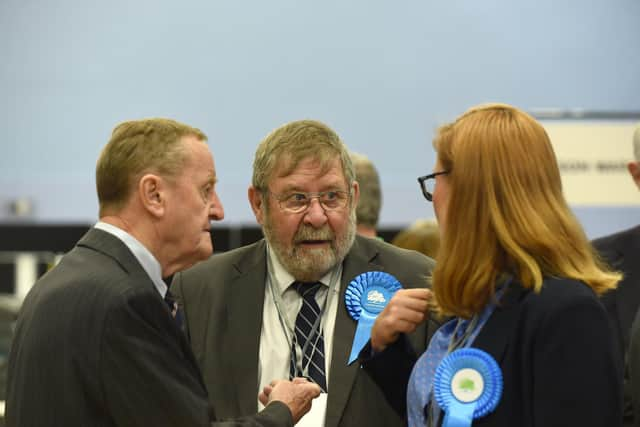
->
[209, 191, 224, 221]
[302, 197, 327, 228]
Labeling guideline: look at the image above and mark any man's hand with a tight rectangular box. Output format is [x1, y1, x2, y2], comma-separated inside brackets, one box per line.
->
[259, 378, 321, 424]
[370, 288, 432, 352]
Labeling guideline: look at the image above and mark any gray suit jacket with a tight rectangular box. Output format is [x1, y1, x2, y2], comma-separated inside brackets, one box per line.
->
[6, 228, 292, 427]
[173, 235, 436, 427]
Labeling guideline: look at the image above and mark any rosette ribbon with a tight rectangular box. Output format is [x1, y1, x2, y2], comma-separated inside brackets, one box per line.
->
[433, 348, 502, 427]
[345, 271, 402, 364]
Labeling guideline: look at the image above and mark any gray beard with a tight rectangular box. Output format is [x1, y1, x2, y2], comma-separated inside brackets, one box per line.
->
[262, 208, 357, 282]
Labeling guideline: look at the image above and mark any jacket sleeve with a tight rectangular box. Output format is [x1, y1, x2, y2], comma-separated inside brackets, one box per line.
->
[360, 335, 418, 418]
[99, 289, 293, 427]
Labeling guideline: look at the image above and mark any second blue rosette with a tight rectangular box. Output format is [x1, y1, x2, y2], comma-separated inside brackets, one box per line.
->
[433, 347, 503, 427]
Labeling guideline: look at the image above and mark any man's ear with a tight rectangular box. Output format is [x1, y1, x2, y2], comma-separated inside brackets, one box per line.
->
[248, 186, 265, 225]
[628, 161, 640, 190]
[350, 180, 360, 209]
[139, 174, 165, 218]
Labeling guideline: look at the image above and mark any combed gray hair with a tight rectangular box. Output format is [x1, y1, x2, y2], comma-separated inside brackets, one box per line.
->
[252, 120, 355, 192]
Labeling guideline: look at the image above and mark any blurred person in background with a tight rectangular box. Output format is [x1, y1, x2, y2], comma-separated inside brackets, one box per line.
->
[349, 151, 382, 239]
[592, 122, 640, 427]
[391, 218, 440, 259]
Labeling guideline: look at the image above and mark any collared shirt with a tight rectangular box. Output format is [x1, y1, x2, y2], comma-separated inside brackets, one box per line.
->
[257, 244, 341, 410]
[94, 221, 167, 299]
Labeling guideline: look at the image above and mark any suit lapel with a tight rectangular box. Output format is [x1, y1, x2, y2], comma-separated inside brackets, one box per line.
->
[326, 237, 383, 427]
[77, 228, 163, 302]
[473, 282, 527, 364]
[227, 241, 268, 415]
[80, 228, 208, 389]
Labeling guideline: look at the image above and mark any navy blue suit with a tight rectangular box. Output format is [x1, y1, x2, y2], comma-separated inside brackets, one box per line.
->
[367, 277, 623, 427]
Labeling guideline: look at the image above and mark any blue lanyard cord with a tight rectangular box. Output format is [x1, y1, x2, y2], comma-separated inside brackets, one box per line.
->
[424, 280, 511, 427]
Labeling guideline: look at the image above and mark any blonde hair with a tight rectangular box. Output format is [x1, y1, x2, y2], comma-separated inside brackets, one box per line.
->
[391, 219, 440, 259]
[96, 118, 207, 215]
[252, 120, 355, 192]
[432, 103, 621, 318]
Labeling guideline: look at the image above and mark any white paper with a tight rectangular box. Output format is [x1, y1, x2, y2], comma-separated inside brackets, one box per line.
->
[295, 392, 327, 427]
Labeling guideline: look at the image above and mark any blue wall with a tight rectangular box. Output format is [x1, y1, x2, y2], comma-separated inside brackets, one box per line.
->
[1, 0, 639, 238]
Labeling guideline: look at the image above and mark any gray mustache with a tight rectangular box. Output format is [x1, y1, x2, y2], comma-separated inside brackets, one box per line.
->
[294, 227, 334, 242]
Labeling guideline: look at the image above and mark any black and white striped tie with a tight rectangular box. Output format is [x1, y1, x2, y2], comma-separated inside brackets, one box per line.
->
[289, 281, 327, 392]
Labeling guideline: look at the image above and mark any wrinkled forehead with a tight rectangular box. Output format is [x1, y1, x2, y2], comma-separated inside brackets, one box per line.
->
[271, 153, 347, 182]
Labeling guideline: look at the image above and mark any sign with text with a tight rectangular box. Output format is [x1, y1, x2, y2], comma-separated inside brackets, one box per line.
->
[543, 122, 639, 206]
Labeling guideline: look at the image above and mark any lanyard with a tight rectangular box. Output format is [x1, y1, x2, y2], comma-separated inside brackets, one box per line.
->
[266, 253, 340, 378]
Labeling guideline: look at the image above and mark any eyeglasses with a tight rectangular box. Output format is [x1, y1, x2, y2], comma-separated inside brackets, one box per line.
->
[268, 190, 351, 214]
[417, 171, 449, 202]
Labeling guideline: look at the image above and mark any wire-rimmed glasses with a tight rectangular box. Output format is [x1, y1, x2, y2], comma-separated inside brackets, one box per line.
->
[268, 190, 350, 213]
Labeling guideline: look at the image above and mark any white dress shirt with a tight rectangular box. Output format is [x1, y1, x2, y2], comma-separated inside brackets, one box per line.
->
[257, 244, 341, 411]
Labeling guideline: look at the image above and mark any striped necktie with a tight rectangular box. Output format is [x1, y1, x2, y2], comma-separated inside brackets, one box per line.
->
[289, 281, 327, 392]
[164, 289, 184, 330]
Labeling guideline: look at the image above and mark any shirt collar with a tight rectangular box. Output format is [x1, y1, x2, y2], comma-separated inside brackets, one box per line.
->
[94, 221, 168, 298]
[266, 243, 332, 296]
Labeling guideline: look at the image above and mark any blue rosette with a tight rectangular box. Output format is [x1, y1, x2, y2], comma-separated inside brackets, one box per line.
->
[433, 348, 502, 427]
[345, 271, 402, 364]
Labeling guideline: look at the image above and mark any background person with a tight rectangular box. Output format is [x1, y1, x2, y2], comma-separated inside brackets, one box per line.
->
[6, 118, 320, 427]
[349, 151, 382, 238]
[592, 122, 640, 427]
[391, 218, 440, 259]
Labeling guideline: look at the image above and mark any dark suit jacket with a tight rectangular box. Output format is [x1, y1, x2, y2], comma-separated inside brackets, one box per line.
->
[172, 235, 436, 427]
[593, 225, 640, 426]
[629, 308, 640, 427]
[370, 277, 623, 427]
[593, 225, 640, 363]
[5, 228, 292, 427]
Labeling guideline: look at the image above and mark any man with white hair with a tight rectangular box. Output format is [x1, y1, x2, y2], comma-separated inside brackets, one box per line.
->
[593, 122, 640, 427]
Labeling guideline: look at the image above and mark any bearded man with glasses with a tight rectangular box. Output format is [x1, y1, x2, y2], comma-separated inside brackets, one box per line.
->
[173, 119, 436, 427]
